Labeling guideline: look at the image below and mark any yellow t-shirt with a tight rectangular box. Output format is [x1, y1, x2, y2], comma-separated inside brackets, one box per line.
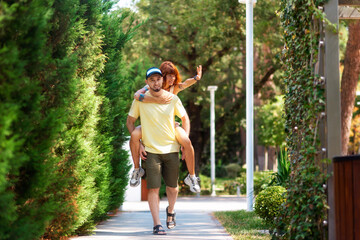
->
[128, 91, 186, 154]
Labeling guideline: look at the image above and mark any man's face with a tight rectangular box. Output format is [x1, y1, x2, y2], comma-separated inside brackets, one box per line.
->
[146, 74, 163, 92]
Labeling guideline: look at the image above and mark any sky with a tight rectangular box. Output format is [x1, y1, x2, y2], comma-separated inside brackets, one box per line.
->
[114, 0, 138, 9]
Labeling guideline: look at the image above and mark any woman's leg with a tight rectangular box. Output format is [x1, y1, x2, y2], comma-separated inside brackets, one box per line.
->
[175, 125, 195, 175]
[129, 126, 145, 187]
[130, 125, 142, 169]
[175, 124, 200, 193]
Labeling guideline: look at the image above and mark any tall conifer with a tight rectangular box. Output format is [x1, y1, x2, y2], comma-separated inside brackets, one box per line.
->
[0, 1, 140, 238]
[99, 8, 142, 211]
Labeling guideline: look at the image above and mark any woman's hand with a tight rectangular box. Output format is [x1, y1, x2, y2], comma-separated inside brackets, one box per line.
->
[196, 65, 202, 80]
[181, 146, 186, 160]
[156, 92, 173, 104]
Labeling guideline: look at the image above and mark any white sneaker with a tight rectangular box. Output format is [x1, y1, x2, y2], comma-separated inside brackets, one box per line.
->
[130, 167, 145, 187]
[184, 174, 201, 193]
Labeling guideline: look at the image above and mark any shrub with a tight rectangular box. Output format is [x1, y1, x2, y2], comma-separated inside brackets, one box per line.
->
[253, 171, 273, 195]
[224, 163, 243, 178]
[223, 181, 241, 195]
[254, 186, 286, 228]
[232, 171, 273, 195]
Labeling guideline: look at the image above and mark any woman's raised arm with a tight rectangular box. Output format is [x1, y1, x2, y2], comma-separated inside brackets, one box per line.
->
[175, 65, 202, 94]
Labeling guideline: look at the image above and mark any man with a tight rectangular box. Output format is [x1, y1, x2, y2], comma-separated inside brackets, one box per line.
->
[126, 67, 190, 235]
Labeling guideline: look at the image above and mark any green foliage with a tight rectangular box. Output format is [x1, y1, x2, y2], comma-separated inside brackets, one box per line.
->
[253, 171, 273, 196]
[201, 164, 228, 178]
[201, 163, 243, 179]
[279, 0, 331, 238]
[0, 1, 63, 239]
[270, 148, 290, 187]
[223, 180, 242, 195]
[94, 7, 141, 219]
[273, 161, 330, 239]
[225, 163, 243, 178]
[254, 186, 286, 229]
[222, 171, 273, 196]
[133, 0, 284, 167]
[197, 174, 211, 195]
[256, 96, 286, 148]
[0, 1, 139, 239]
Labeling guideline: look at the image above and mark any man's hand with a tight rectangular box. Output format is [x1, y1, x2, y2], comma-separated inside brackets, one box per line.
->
[139, 142, 147, 160]
[155, 92, 173, 104]
[181, 146, 186, 160]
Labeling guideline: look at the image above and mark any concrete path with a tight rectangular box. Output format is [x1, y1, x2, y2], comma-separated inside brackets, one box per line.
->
[71, 196, 247, 240]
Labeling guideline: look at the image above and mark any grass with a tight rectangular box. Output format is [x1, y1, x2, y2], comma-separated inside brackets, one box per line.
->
[214, 210, 271, 240]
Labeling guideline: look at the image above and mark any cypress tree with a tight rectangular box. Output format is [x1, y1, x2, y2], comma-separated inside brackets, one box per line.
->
[0, 1, 63, 239]
[44, 0, 106, 236]
[0, 1, 141, 238]
[99, 8, 141, 211]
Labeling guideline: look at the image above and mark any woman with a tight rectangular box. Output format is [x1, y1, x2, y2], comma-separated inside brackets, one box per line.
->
[130, 61, 202, 194]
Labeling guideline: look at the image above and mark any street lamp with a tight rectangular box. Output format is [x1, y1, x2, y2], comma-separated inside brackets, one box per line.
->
[207, 86, 218, 197]
[239, 0, 256, 211]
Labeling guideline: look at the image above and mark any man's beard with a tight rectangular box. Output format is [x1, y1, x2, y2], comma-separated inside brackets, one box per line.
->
[150, 86, 161, 92]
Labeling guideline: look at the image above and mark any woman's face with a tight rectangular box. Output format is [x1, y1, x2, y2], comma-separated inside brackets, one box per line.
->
[166, 74, 176, 86]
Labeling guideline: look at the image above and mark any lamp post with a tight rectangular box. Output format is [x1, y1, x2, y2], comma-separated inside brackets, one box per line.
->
[207, 86, 218, 197]
[239, 0, 256, 211]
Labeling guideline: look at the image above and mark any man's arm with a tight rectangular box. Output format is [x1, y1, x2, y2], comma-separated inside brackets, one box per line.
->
[180, 112, 190, 136]
[126, 115, 137, 133]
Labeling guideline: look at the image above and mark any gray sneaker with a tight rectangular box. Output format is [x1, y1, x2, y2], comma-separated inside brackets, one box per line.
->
[130, 167, 145, 187]
[184, 174, 201, 193]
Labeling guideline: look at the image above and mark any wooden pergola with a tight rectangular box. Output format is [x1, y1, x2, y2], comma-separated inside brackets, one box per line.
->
[324, 0, 360, 239]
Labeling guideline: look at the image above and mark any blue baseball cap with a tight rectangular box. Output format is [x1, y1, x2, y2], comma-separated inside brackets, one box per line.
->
[146, 67, 163, 79]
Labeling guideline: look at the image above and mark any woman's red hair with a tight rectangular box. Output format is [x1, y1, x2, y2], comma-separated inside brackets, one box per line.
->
[160, 61, 182, 89]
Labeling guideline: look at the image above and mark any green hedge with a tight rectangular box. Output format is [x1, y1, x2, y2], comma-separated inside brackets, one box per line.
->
[0, 1, 138, 239]
[254, 186, 286, 228]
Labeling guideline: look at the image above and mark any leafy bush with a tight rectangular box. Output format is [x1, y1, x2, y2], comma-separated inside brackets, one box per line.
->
[224, 163, 243, 178]
[224, 171, 273, 195]
[254, 186, 286, 228]
[254, 171, 273, 195]
[223, 181, 242, 195]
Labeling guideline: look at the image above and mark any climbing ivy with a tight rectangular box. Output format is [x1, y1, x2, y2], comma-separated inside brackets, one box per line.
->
[275, 0, 334, 239]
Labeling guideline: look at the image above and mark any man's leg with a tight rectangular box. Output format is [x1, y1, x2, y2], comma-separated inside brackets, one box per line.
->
[166, 186, 178, 218]
[162, 153, 180, 229]
[148, 188, 161, 226]
[146, 153, 166, 234]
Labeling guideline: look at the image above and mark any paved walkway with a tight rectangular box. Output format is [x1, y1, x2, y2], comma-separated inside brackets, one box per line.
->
[71, 195, 247, 240]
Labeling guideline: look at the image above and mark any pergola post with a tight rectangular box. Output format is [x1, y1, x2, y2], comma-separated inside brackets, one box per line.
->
[324, 0, 341, 239]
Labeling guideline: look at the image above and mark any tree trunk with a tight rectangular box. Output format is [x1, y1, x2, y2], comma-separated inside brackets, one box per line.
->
[187, 101, 204, 175]
[341, 21, 360, 155]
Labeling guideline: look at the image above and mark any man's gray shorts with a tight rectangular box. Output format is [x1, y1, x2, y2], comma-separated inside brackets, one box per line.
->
[142, 152, 179, 189]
